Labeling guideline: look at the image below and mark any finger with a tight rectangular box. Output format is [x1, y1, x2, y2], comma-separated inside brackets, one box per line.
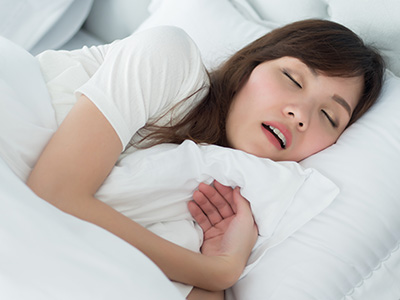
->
[193, 188, 223, 225]
[187, 200, 212, 232]
[198, 182, 235, 218]
[213, 181, 235, 209]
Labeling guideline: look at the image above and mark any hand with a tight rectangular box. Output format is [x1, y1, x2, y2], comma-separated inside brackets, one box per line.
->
[188, 181, 258, 281]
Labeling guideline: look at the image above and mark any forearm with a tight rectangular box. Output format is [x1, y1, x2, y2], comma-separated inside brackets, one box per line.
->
[187, 288, 224, 300]
[25, 96, 246, 290]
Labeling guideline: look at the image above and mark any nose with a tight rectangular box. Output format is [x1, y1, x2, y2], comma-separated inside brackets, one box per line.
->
[284, 105, 309, 131]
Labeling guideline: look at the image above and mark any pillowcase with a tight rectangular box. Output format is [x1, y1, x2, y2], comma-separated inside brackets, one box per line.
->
[136, 0, 277, 70]
[141, 0, 400, 77]
[243, 0, 400, 76]
[242, 0, 327, 24]
[83, 0, 151, 43]
[0, 36, 57, 181]
[0, 0, 95, 55]
[29, 0, 94, 55]
[0, 0, 73, 51]
[328, 0, 400, 77]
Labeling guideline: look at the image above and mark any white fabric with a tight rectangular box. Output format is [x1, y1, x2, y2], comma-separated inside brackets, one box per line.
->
[136, 0, 278, 70]
[327, 0, 400, 78]
[0, 157, 183, 300]
[38, 26, 208, 149]
[0, 36, 57, 182]
[96, 140, 338, 271]
[139, 0, 400, 76]
[0, 0, 73, 50]
[78, 26, 206, 149]
[96, 139, 339, 297]
[243, 0, 400, 76]
[0, 0, 94, 54]
[37, 26, 207, 297]
[0, 0, 93, 55]
[0, 36, 183, 300]
[243, 0, 328, 24]
[29, 0, 94, 55]
[83, 0, 151, 43]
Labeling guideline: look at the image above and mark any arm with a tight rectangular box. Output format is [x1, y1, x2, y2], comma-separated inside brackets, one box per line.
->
[27, 95, 256, 291]
[187, 181, 259, 297]
[187, 288, 224, 300]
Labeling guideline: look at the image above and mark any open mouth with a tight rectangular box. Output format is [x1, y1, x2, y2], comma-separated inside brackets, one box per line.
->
[262, 124, 287, 149]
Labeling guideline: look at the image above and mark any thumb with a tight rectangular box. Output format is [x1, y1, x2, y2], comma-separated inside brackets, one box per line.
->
[232, 187, 251, 214]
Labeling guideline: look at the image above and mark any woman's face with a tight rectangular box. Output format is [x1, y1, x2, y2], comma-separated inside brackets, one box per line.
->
[225, 56, 363, 162]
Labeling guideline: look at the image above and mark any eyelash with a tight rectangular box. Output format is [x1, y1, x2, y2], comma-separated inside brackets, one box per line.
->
[283, 71, 302, 88]
[322, 110, 337, 128]
[283, 70, 337, 128]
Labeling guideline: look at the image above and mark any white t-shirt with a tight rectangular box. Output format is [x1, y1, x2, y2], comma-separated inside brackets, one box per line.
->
[37, 27, 209, 296]
[36, 26, 209, 297]
[37, 26, 209, 151]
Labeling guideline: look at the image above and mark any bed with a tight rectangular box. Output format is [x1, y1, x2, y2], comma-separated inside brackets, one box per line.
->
[1, 0, 399, 299]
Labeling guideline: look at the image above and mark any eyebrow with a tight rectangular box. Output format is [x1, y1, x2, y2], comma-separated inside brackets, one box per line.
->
[305, 65, 353, 117]
[332, 94, 352, 117]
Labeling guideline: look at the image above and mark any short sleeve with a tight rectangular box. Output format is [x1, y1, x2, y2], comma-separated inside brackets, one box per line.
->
[75, 26, 208, 150]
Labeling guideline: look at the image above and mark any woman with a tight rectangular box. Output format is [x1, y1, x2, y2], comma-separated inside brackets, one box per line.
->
[27, 19, 384, 299]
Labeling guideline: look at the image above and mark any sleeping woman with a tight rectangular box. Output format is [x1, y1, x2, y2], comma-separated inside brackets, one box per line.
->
[27, 19, 384, 299]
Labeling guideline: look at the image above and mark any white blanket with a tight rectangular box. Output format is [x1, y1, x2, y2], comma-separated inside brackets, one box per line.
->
[0, 36, 184, 300]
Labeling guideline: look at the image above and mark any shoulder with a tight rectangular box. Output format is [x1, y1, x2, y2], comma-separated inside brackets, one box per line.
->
[114, 26, 205, 74]
[123, 26, 209, 99]
[133, 26, 200, 55]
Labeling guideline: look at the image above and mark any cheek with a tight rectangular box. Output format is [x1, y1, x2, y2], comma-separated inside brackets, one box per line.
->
[249, 73, 281, 98]
[301, 128, 338, 157]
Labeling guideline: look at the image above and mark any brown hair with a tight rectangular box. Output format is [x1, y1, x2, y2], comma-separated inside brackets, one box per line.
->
[137, 19, 384, 148]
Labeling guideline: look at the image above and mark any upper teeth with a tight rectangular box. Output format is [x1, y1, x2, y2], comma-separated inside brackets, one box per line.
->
[268, 125, 286, 148]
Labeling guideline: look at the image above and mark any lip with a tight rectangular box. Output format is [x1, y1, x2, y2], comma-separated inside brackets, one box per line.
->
[261, 121, 292, 150]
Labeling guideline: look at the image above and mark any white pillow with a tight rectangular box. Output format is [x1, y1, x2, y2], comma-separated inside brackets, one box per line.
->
[84, 0, 151, 43]
[244, 0, 327, 23]
[0, 0, 73, 51]
[328, 0, 400, 77]
[95, 139, 339, 297]
[228, 73, 400, 299]
[96, 140, 339, 274]
[0, 36, 57, 181]
[136, 0, 277, 70]
[0, 0, 95, 55]
[243, 0, 400, 76]
[29, 0, 94, 55]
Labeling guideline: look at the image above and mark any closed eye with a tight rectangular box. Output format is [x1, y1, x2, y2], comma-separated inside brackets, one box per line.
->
[322, 110, 337, 128]
[283, 71, 302, 88]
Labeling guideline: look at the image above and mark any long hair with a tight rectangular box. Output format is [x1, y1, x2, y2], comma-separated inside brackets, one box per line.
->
[137, 19, 385, 148]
